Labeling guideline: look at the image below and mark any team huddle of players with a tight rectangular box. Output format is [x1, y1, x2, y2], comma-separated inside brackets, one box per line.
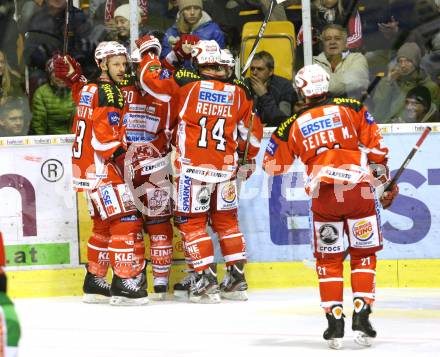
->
[52, 33, 398, 350]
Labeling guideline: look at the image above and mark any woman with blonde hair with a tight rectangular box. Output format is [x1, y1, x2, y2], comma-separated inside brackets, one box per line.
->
[0, 50, 24, 105]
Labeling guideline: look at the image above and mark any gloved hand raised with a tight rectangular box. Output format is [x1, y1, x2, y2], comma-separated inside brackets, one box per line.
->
[52, 54, 82, 86]
[173, 34, 200, 61]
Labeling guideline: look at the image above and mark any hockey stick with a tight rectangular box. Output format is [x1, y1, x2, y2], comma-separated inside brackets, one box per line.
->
[384, 126, 431, 191]
[340, 126, 432, 260]
[63, 0, 73, 55]
[240, 0, 287, 76]
[359, 72, 384, 103]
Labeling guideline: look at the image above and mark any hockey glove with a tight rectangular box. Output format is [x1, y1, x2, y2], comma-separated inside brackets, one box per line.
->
[136, 35, 162, 58]
[112, 147, 127, 177]
[237, 158, 256, 182]
[173, 34, 200, 61]
[380, 183, 399, 209]
[370, 161, 390, 196]
[53, 54, 82, 86]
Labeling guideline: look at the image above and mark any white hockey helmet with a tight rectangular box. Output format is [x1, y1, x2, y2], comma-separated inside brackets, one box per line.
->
[191, 40, 222, 66]
[94, 41, 129, 65]
[295, 64, 330, 98]
[131, 48, 141, 63]
[219, 49, 235, 68]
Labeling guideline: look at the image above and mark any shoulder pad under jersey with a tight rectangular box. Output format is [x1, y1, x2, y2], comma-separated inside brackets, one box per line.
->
[232, 78, 253, 100]
[330, 97, 363, 112]
[173, 68, 201, 86]
[98, 83, 124, 109]
[275, 114, 297, 141]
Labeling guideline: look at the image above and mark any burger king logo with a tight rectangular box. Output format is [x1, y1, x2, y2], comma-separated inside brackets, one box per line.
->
[352, 220, 373, 241]
[221, 182, 236, 203]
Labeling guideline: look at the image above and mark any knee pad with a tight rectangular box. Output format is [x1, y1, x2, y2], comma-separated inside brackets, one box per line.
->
[350, 253, 377, 303]
[180, 229, 214, 272]
[87, 233, 111, 277]
[217, 227, 246, 266]
[316, 256, 344, 308]
[108, 215, 144, 278]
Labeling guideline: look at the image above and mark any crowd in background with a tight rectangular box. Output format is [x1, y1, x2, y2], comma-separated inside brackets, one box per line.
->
[0, 0, 440, 137]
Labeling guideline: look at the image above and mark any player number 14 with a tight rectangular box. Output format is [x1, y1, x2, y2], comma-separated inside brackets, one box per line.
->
[198, 117, 226, 151]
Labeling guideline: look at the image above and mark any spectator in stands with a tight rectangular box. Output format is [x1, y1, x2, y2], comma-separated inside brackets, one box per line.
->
[244, 51, 297, 127]
[362, 0, 437, 76]
[0, 97, 31, 137]
[112, 4, 146, 52]
[30, 57, 75, 135]
[371, 42, 440, 123]
[0, 0, 20, 70]
[421, 28, 440, 86]
[313, 24, 369, 100]
[19, 0, 45, 33]
[161, 0, 225, 66]
[24, 0, 93, 97]
[392, 85, 439, 123]
[0, 50, 24, 105]
[297, 0, 362, 53]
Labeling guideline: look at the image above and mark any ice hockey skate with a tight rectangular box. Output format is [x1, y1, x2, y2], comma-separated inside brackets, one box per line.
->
[150, 277, 169, 301]
[82, 270, 111, 304]
[109, 274, 149, 306]
[352, 298, 377, 347]
[323, 305, 345, 349]
[173, 269, 197, 300]
[220, 262, 248, 301]
[189, 265, 221, 304]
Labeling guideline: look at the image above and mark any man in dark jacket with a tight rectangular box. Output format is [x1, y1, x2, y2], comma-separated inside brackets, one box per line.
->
[244, 51, 297, 127]
[24, 0, 93, 97]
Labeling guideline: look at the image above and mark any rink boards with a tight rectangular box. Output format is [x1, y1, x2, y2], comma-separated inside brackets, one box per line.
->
[1, 123, 440, 297]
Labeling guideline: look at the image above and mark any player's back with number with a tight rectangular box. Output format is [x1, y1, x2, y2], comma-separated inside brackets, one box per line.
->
[177, 78, 253, 175]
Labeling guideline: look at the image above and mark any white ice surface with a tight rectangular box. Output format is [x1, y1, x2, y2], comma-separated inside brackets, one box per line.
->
[14, 288, 440, 357]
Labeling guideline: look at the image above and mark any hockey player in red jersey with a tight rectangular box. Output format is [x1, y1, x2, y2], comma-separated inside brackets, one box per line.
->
[263, 64, 399, 348]
[54, 41, 148, 306]
[135, 35, 263, 303]
[120, 44, 176, 300]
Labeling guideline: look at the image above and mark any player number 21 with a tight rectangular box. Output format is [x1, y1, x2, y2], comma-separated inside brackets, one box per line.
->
[197, 117, 226, 151]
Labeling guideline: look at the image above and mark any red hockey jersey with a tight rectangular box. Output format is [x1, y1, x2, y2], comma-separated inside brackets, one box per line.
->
[71, 81, 126, 191]
[263, 97, 388, 194]
[139, 56, 263, 183]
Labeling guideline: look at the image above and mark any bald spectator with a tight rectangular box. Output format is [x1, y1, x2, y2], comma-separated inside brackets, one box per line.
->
[313, 24, 369, 99]
[371, 42, 440, 123]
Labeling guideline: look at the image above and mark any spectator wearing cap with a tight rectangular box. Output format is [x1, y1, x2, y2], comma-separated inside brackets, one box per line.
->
[371, 42, 440, 123]
[161, 0, 225, 66]
[29, 58, 75, 135]
[392, 86, 439, 123]
[111, 4, 147, 52]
